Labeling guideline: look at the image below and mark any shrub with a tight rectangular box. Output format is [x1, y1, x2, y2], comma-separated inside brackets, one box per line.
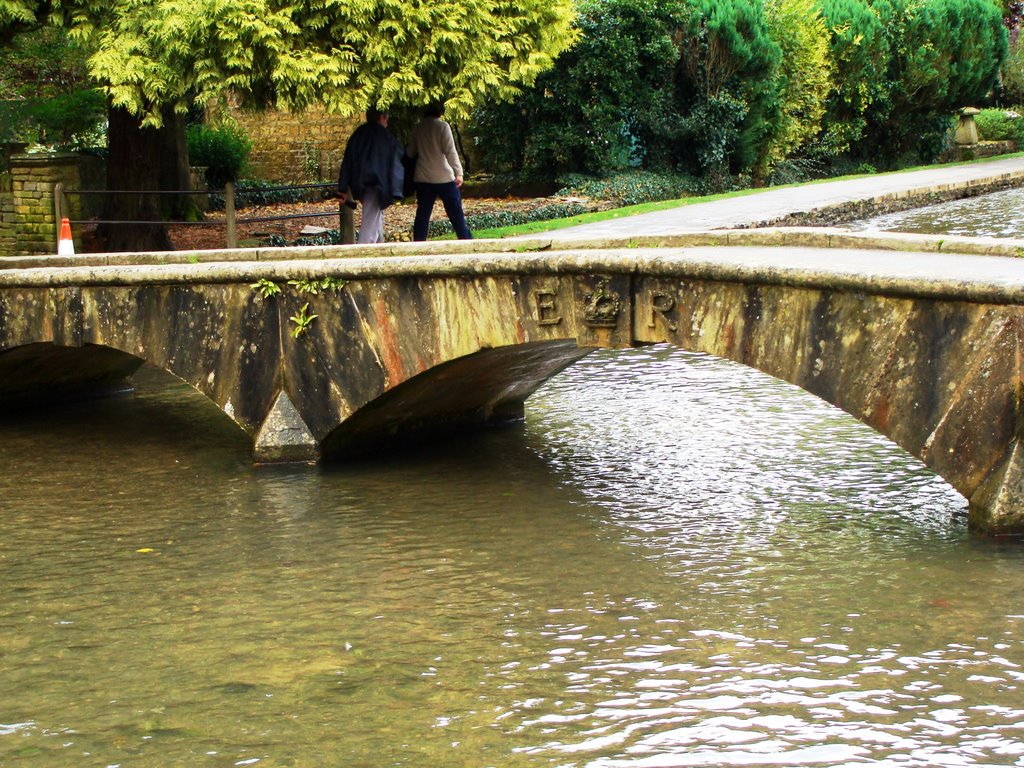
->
[428, 202, 588, 237]
[187, 122, 253, 189]
[765, 156, 828, 185]
[1001, 29, 1024, 104]
[675, 0, 785, 180]
[816, 0, 890, 157]
[757, 0, 833, 178]
[206, 179, 327, 211]
[857, 0, 1007, 165]
[556, 170, 696, 204]
[975, 107, 1024, 141]
[469, 0, 687, 178]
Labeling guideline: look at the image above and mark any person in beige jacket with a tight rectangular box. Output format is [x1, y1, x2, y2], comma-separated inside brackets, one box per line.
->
[406, 104, 472, 241]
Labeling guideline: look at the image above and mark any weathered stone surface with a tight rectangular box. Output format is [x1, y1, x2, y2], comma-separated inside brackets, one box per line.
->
[322, 341, 592, 458]
[254, 390, 318, 463]
[970, 441, 1024, 535]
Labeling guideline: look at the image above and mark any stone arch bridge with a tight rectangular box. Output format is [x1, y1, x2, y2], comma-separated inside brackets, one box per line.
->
[1, 230, 1023, 535]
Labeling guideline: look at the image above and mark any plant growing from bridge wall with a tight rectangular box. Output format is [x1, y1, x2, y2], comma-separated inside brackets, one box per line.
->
[251, 276, 348, 299]
[287, 277, 348, 295]
[251, 278, 282, 299]
[247, 276, 348, 335]
[290, 303, 318, 338]
[250, 277, 348, 336]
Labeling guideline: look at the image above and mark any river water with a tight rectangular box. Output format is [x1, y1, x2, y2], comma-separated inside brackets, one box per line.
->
[848, 186, 1024, 239]
[1, 346, 1023, 767]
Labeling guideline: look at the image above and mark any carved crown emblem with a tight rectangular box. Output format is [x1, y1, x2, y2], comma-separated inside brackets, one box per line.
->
[583, 279, 622, 328]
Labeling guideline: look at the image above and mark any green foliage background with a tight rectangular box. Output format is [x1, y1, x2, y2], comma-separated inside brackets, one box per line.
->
[470, 0, 1011, 185]
[0, 26, 105, 146]
[1, 0, 579, 126]
[470, 0, 686, 177]
[1, 0, 1016, 198]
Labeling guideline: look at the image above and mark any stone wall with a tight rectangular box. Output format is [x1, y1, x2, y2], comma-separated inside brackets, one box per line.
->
[939, 140, 1018, 163]
[749, 170, 1024, 230]
[0, 152, 103, 256]
[224, 105, 359, 183]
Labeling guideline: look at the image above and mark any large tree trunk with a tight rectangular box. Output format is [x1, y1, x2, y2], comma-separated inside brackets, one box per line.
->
[159, 109, 196, 220]
[96, 105, 191, 253]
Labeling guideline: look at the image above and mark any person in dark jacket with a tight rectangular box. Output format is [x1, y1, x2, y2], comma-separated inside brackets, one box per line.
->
[338, 107, 404, 244]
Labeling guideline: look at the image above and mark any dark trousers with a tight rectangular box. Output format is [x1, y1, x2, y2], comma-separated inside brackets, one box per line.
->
[413, 181, 472, 241]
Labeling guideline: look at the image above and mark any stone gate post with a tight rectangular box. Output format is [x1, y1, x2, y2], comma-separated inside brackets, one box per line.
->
[0, 165, 14, 256]
[8, 153, 91, 256]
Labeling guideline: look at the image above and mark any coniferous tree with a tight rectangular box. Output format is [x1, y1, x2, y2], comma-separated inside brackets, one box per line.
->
[1, 0, 577, 250]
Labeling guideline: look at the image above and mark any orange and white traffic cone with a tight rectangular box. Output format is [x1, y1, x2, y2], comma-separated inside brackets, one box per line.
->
[57, 217, 75, 256]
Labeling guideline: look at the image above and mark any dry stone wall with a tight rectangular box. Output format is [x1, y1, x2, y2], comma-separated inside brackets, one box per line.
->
[224, 105, 359, 183]
[0, 153, 102, 256]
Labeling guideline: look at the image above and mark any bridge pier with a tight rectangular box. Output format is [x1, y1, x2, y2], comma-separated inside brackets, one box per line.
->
[254, 391, 319, 464]
[969, 441, 1024, 535]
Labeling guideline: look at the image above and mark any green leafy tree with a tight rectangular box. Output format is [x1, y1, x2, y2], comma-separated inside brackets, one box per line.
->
[472, 0, 785, 185]
[1002, 30, 1024, 103]
[862, 0, 1007, 164]
[676, 0, 784, 183]
[1, 0, 577, 250]
[757, 0, 834, 178]
[816, 0, 891, 157]
[0, 26, 105, 147]
[471, 0, 687, 177]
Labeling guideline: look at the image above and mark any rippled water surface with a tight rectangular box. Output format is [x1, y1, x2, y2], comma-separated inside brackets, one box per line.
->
[848, 186, 1024, 238]
[2, 348, 1022, 767]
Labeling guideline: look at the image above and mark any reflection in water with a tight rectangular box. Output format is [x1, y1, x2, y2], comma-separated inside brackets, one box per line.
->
[847, 186, 1024, 238]
[1, 348, 1022, 767]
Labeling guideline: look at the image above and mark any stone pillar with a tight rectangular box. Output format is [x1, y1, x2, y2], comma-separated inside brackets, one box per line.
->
[955, 107, 980, 145]
[9, 153, 87, 255]
[0, 169, 14, 256]
[0, 144, 23, 256]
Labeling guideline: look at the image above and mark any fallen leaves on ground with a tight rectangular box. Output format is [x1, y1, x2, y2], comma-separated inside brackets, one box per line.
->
[168, 196, 563, 251]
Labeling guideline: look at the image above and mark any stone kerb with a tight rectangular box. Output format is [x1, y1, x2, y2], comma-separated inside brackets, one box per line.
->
[2, 239, 1024, 307]
[3, 228, 1022, 272]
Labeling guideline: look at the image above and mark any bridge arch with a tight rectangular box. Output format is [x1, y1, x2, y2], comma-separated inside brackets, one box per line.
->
[318, 340, 593, 459]
[0, 338, 270, 443]
[270, 255, 1022, 534]
[0, 341, 144, 404]
[630, 270, 1023, 536]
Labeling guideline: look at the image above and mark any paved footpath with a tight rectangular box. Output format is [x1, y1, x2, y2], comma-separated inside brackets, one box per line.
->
[544, 154, 1024, 240]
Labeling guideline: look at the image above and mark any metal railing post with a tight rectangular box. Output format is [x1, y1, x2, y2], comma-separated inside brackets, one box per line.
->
[53, 182, 64, 252]
[225, 181, 236, 248]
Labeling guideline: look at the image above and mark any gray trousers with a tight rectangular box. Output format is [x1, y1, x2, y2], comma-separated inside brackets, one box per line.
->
[358, 187, 385, 244]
